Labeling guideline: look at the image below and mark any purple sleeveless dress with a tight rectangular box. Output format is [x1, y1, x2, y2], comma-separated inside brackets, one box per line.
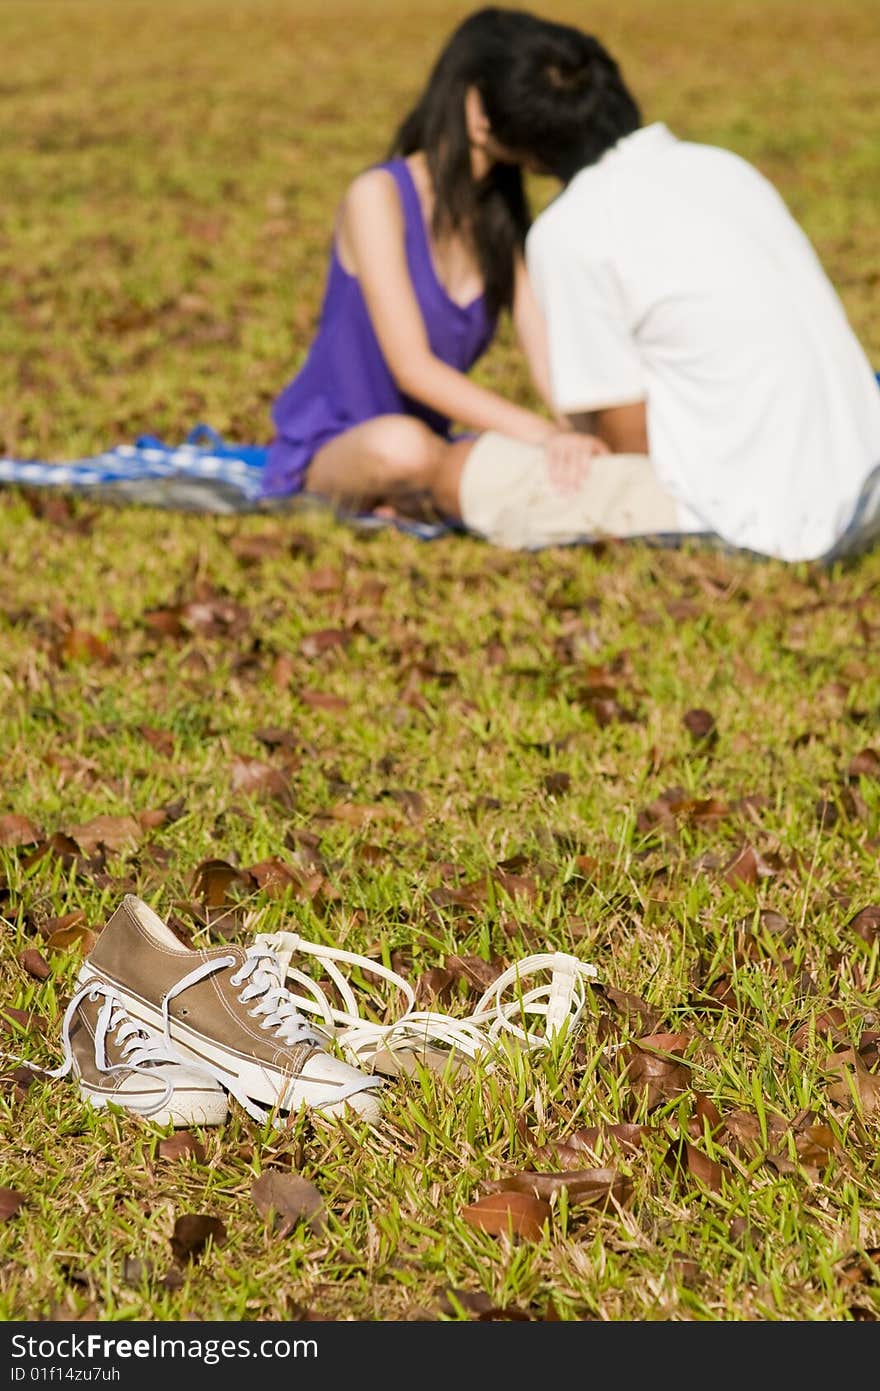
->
[259, 158, 496, 498]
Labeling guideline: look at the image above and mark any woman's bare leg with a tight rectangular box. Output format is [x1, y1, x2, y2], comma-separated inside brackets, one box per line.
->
[305, 414, 474, 519]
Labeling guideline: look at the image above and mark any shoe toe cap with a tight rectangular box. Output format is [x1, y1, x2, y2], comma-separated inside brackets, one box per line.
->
[297, 1053, 384, 1125]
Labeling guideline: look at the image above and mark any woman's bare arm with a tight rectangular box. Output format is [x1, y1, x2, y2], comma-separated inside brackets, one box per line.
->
[338, 169, 561, 445]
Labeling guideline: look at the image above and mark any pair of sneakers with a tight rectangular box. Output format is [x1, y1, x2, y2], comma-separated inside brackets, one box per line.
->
[54, 895, 599, 1128]
[57, 896, 384, 1128]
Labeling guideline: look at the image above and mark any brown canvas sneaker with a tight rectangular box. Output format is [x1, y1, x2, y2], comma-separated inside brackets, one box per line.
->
[77, 895, 384, 1127]
[52, 977, 229, 1126]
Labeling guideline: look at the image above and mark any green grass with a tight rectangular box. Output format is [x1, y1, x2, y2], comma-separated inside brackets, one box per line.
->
[1, 0, 879, 1323]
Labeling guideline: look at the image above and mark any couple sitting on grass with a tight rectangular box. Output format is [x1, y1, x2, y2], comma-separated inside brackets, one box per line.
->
[259, 6, 880, 565]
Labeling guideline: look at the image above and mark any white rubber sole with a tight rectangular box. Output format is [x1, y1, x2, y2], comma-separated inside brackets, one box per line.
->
[77, 1079, 229, 1127]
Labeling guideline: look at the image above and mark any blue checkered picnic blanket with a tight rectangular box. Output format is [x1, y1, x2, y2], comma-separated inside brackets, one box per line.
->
[0, 425, 268, 501]
[0, 423, 453, 538]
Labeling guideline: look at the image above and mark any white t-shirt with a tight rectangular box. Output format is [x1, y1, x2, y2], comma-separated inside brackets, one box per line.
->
[525, 123, 880, 560]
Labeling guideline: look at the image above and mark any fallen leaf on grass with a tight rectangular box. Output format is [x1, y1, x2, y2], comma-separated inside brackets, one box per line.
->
[246, 856, 321, 899]
[542, 771, 572, 796]
[848, 905, 880, 943]
[56, 629, 112, 666]
[688, 1092, 725, 1138]
[298, 689, 349, 712]
[623, 1032, 693, 1109]
[138, 726, 175, 757]
[665, 1138, 726, 1192]
[848, 748, 880, 781]
[157, 1132, 207, 1163]
[484, 1167, 632, 1209]
[837, 1248, 880, 1289]
[531, 1123, 652, 1167]
[322, 800, 399, 829]
[18, 948, 51, 980]
[299, 627, 353, 658]
[445, 953, 505, 992]
[599, 985, 662, 1036]
[721, 844, 760, 887]
[683, 708, 718, 746]
[437, 1287, 531, 1320]
[63, 814, 143, 857]
[230, 756, 294, 808]
[170, 1214, 227, 1264]
[0, 1004, 47, 1037]
[250, 1172, 325, 1237]
[825, 1049, 880, 1115]
[45, 925, 98, 956]
[191, 858, 256, 908]
[0, 1188, 25, 1220]
[0, 814, 41, 847]
[461, 1191, 551, 1242]
[38, 910, 86, 939]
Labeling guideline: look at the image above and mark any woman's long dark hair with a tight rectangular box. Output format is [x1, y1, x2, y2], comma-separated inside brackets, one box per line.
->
[388, 9, 532, 322]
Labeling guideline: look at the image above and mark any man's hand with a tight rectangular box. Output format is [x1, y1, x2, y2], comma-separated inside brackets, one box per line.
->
[544, 429, 610, 494]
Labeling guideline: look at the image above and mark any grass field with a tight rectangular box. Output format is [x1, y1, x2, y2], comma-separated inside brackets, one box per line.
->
[1, 0, 879, 1324]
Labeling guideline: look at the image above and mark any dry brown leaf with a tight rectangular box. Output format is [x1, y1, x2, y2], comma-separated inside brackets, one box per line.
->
[58, 629, 112, 665]
[445, 954, 504, 992]
[299, 627, 353, 658]
[324, 800, 397, 828]
[230, 756, 293, 806]
[45, 926, 98, 956]
[624, 1032, 693, 1108]
[848, 748, 880, 781]
[848, 905, 880, 943]
[251, 1172, 325, 1237]
[0, 1188, 26, 1220]
[683, 708, 718, 745]
[600, 985, 661, 1036]
[138, 726, 175, 756]
[157, 1133, 207, 1163]
[18, 948, 51, 981]
[64, 814, 143, 856]
[191, 858, 255, 908]
[0, 1005, 46, 1039]
[484, 1166, 632, 1209]
[0, 814, 41, 847]
[722, 843, 759, 886]
[689, 1092, 724, 1137]
[461, 1191, 551, 1242]
[665, 1138, 725, 1192]
[825, 1049, 880, 1115]
[298, 689, 349, 712]
[272, 654, 296, 690]
[38, 910, 87, 940]
[170, 1214, 227, 1264]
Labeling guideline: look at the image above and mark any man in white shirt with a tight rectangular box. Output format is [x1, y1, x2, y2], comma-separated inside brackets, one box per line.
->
[455, 14, 880, 563]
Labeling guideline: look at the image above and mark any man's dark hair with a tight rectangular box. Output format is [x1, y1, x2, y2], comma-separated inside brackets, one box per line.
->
[479, 10, 642, 182]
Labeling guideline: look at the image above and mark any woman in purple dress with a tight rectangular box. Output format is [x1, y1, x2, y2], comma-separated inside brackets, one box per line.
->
[258, 7, 607, 523]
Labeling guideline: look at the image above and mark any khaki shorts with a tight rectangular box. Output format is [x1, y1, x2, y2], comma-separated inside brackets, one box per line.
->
[458, 430, 685, 550]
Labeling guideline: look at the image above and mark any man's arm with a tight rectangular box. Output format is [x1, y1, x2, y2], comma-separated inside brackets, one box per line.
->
[526, 216, 649, 453]
[568, 402, 648, 454]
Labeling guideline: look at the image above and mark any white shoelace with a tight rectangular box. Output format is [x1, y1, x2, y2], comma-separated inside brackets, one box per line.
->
[259, 932, 599, 1071]
[160, 944, 381, 1125]
[48, 979, 186, 1116]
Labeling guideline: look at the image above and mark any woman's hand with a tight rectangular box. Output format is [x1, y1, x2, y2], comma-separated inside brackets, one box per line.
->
[544, 429, 610, 494]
